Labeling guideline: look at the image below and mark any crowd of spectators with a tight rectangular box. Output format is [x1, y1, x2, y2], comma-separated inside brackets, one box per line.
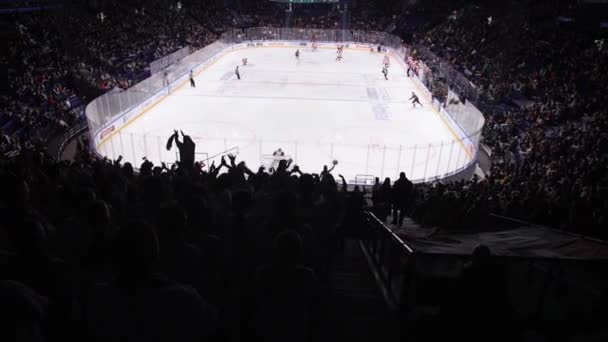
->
[290, 4, 342, 29]
[2, 0, 244, 158]
[388, 3, 608, 238]
[0, 142, 369, 341]
[2, 14, 83, 157]
[277, 1, 608, 238]
[1, 2, 608, 340]
[3, 0, 607, 243]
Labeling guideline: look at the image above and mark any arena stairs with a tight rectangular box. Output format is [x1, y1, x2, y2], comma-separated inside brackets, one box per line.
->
[323, 239, 400, 342]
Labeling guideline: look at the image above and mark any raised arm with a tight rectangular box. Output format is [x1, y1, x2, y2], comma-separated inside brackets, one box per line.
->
[228, 154, 237, 168]
[322, 163, 335, 175]
[166, 130, 178, 150]
[220, 156, 231, 169]
[338, 174, 347, 192]
[209, 160, 225, 177]
[175, 131, 183, 149]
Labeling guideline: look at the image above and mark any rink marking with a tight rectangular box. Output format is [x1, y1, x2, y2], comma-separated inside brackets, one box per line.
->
[194, 78, 415, 89]
[170, 92, 412, 104]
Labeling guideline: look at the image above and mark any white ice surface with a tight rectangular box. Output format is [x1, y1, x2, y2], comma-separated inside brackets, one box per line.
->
[98, 47, 471, 182]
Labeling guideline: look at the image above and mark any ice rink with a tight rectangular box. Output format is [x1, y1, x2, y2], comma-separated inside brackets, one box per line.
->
[98, 46, 472, 182]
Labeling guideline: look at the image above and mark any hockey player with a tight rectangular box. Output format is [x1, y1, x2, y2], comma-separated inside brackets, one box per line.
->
[163, 71, 170, 88]
[370, 46, 375, 54]
[336, 50, 343, 61]
[382, 66, 388, 80]
[271, 148, 285, 170]
[295, 49, 300, 60]
[242, 58, 248, 66]
[410, 92, 422, 108]
[189, 70, 195, 88]
[383, 55, 390, 68]
[235, 66, 240, 80]
[273, 148, 285, 157]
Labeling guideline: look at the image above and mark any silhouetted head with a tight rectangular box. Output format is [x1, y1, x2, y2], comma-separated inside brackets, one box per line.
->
[157, 202, 187, 237]
[399, 172, 406, 179]
[0, 280, 47, 341]
[273, 230, 302, 266]
[232, 189, 252, 214]
[86, 200, 111, 233]
[13, 218, 48, 257]
[472, 244, 491, 267]
[113, 220, 159, 277]
[122, 162, 134, 177]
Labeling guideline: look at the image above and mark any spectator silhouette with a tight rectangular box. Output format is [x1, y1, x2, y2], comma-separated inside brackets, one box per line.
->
[373, 177, 392, 221]
[156, 202, 207, 297]
[457, 245, 510, 321]
[166, 130, 195, 169]
[392, 172, 413, 226]
[249, 230, 321, 342]
[85, 220, 217, 342]
[0, 280, 48, 342]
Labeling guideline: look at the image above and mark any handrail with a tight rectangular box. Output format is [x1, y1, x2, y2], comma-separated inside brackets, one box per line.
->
[361, 211, 607, 319]
[365, 211, 414, 254]
[54, 121, 89, 160]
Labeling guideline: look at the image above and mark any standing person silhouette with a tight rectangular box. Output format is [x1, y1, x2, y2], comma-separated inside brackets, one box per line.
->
[392, 172, 413, 227]
[166, 130, 196, 169]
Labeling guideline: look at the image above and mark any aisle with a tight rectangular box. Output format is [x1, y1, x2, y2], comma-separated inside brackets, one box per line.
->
[323, 239, 400, 341]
